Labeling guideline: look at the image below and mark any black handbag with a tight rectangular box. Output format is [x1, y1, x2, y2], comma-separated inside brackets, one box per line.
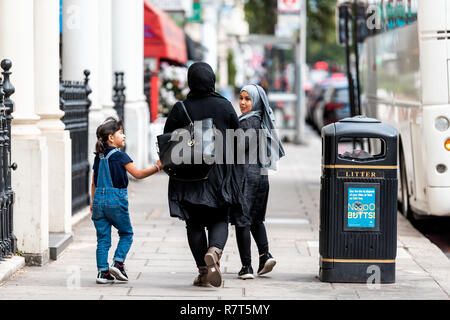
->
[157, 101, 216, 181]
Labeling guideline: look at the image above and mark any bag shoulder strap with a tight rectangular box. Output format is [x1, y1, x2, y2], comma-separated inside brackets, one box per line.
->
[179, 101, 193, 125]
[105, 148, 119, 160]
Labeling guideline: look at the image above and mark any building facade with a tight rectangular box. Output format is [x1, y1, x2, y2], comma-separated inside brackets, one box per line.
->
[0, 0, 151, 266]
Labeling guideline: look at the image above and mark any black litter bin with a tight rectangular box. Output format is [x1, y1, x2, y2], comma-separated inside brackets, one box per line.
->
[319, 116, 398, 283]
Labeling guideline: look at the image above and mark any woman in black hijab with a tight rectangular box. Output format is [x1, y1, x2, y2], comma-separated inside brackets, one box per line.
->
[163, 62, 245, 287]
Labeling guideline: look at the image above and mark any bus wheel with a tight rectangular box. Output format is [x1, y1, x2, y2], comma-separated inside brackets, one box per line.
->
[400, 152, 411, 219]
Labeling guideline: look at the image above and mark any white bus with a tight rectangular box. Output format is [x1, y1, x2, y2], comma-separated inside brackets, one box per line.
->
[359, 0, 450, 218]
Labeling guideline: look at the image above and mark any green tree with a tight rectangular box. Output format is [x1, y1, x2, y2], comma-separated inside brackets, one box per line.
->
[243, 0, 345, 65]
[306, 0, 345, 65]
[244, 0, 277, 34]
[227, 50, 237, 88]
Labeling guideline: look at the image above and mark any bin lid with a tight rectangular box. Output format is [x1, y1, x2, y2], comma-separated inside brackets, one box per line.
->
[321, 115, 398, 166]
[339, 115, 380, 123]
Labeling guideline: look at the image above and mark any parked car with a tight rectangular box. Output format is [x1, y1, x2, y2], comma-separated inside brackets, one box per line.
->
[311, 75, 350, 131]
[322, 82, 351, 126]
[306, 83, 327, 127]
[305, 69, 330, 125]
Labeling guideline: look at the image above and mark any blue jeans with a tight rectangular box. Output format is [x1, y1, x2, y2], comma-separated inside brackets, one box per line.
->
[92, 188, 133, 271]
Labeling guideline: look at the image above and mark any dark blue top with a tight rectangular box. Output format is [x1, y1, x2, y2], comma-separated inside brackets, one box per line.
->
[93, 146, 133, 189]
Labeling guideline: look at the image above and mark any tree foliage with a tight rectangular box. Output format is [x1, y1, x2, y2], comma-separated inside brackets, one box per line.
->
[243, 0, 277, 34]
[243, 0, 345, 65]
[306, 0, 345, 65]
[227, 50, 237, 88]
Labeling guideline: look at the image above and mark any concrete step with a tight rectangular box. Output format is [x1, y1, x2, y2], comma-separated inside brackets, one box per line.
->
[49, 232, 73, 260]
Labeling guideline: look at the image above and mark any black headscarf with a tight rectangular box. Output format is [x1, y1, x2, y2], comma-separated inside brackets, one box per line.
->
[187, 62, 225, 100]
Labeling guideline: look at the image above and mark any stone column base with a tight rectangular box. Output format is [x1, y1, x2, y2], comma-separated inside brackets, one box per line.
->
[12, 134, 49, 267]
[39, 125, 72, 234]
[23, 250, 49, 266]
[124, 99, 150, 169]
[88, 108, 106, 194]
[148, 121, 165, 164]
[88, 108, 107, 164]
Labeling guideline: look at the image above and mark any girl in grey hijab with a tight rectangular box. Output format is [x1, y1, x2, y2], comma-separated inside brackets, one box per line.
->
[239, 84, 285, 170]
[232, 84, 285, 279]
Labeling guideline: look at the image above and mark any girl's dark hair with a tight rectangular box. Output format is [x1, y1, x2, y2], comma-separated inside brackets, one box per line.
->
[95, 117, 123, 155]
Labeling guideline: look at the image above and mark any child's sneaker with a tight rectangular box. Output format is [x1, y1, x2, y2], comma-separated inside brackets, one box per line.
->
[96, 271, 115, 284]
[109, 261, 129, 281]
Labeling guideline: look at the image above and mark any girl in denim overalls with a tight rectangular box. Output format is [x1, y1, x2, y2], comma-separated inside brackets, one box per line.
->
[92, 117, 163, 284]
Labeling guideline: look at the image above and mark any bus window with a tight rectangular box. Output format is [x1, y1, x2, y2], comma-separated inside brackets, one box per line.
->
[407, 0, 418, 23]
[387, 0, 396, 31]
[397, 0, 406, 27]
[380, 1, 386, 32]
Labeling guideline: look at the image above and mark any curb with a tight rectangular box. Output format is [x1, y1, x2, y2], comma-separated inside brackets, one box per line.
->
[0, 255, 25, 283]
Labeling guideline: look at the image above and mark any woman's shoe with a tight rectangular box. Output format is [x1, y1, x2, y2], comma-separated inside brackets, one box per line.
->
[204, 246, 223, 287]
[193, 266, 211, 287]
[238, 266, 255, 280]
[257, 252, 276, 276]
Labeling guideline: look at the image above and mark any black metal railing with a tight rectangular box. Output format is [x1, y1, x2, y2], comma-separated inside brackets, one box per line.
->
[0, 59, 17, 259]
[60, 69, 92, 215]
[113, 71, 126, 124]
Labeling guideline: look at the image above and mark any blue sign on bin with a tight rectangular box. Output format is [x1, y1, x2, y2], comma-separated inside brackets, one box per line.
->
[347, 187, 376, 228]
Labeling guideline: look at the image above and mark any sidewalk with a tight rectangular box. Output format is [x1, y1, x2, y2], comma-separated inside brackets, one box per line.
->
[0, 128, 449, 300]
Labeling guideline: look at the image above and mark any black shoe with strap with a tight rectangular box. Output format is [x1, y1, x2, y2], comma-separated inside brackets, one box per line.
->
[109, 261, 129, 281]
[96, 271, 115, 284]
[257, 252, 276, 276]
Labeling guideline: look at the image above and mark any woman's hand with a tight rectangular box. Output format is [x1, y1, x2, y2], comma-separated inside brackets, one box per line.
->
[157, 160, 163, 170]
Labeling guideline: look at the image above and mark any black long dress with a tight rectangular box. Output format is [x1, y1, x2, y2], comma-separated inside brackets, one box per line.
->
[163, 97, 246, 221]
[230, 115, 269, 225]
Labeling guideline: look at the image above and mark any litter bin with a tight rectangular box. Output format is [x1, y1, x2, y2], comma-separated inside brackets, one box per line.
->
[319, 116, 398, 283]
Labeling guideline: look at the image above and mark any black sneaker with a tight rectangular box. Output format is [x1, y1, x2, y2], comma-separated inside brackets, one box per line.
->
[257, 252, 276, 276]
[238, 265, 255, 280]
[96, 271, 115, 284]
[109, 261, 129, 281]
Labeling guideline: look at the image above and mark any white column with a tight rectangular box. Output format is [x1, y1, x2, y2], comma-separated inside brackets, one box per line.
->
[98, 0, 117, 119]
[0, 0, 49, 265]
[34, 0, 72, 235]
[217, 16, 228, 91]
[202, 1, 218, 72]
[112, 0, 149, 169]
[62, 0, 104, 165]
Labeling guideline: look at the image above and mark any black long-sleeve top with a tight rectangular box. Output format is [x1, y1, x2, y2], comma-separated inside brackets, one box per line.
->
[164, 96, 245, 221]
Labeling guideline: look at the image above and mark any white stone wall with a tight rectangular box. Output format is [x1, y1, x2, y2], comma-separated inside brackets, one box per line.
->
[0, 0, 156, 266]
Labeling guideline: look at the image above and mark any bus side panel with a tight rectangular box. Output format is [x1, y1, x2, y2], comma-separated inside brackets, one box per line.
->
[422, 106, 450, 215]
[417, 0, 450, 215]
[360, 24, 424, 212]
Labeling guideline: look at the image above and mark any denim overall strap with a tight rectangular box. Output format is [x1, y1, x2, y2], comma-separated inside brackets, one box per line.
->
[97, 148, 119, 188]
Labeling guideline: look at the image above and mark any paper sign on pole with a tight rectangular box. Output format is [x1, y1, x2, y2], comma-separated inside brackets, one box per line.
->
[278, 0, 301, 13]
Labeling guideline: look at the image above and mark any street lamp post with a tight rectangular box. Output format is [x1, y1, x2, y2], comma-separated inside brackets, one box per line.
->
[295, 0, 307, 145]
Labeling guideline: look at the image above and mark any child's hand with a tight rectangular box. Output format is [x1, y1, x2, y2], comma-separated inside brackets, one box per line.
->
[157, 160, 163, 170]
[90, 202, 93, 214]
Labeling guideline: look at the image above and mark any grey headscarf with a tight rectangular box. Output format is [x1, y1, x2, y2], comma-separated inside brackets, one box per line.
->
[239, 85, 263, 121]
[239, 84, 286, 170]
